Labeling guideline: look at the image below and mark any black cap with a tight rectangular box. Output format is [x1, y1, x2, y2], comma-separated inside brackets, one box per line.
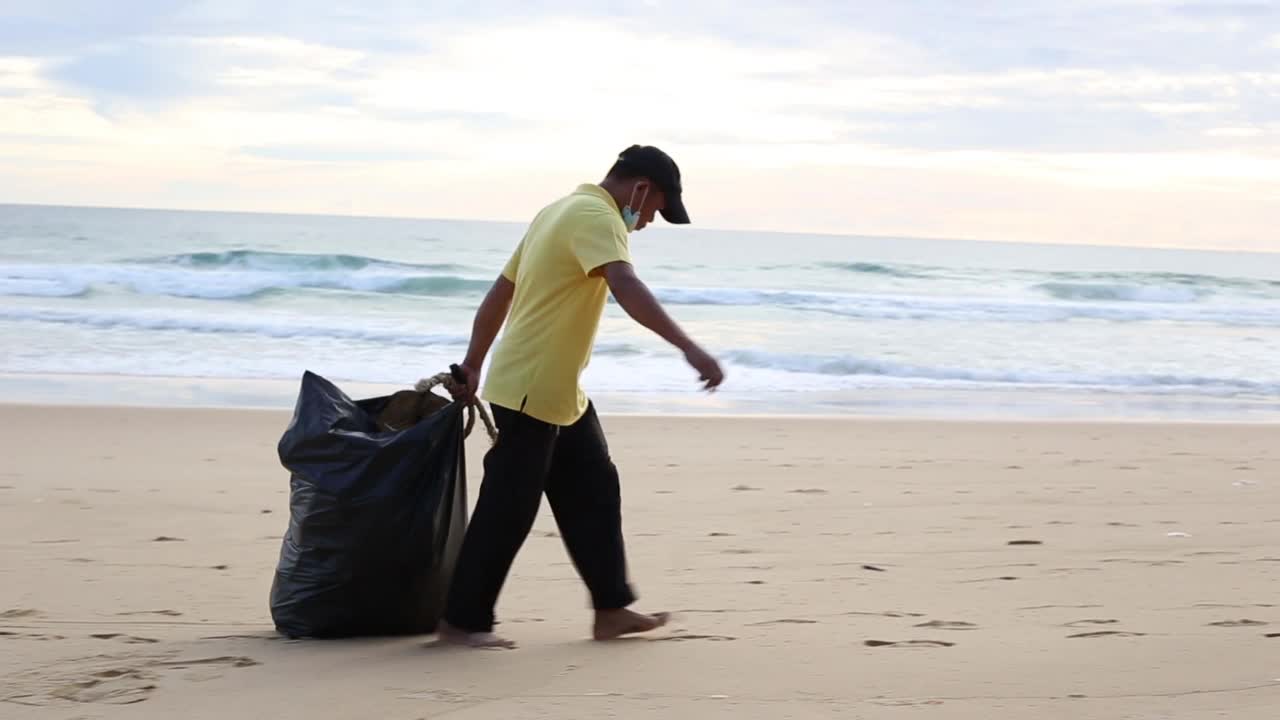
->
[613, 145, 689, 224]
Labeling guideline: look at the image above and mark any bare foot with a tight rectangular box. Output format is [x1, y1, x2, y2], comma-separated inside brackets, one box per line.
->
[593, 609, 670, 641]
[437, 620, 516, 649]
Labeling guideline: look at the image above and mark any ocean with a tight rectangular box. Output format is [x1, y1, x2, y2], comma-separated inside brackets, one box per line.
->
[3, 202, 1279, 420]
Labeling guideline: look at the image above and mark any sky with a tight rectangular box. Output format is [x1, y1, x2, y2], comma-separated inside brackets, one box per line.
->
[0, 0, 1277, 251]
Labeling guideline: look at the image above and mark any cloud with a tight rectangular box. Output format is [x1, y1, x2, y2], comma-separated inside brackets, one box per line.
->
[1205, 126, 1269, 137]
[241, 144, 438, 163]
[0, 1, 1277, 250]
[49, 40, 208, 106]
[0, 57, 47, 91]
[1170, 2, 1275, 18]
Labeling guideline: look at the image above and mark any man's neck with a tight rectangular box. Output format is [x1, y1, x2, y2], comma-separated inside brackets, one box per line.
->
[597, 179, 630, 212]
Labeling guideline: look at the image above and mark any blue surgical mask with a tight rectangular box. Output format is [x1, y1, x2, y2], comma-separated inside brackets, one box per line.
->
[621, 184, 649, 232]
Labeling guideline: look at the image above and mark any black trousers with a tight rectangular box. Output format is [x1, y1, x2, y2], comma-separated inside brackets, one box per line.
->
[443, 400, 636, 633]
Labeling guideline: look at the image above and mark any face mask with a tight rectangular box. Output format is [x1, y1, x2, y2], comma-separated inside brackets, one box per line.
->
[621, 183, 650, 232]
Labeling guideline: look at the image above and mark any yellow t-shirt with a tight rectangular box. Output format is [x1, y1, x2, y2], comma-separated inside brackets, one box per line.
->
[481, 184, 632, 426]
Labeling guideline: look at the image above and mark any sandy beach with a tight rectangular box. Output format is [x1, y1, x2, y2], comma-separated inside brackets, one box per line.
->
[2, 402, 1278, 718]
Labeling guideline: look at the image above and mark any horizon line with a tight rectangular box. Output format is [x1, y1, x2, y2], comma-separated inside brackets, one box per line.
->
[1, 200, 1272, 257]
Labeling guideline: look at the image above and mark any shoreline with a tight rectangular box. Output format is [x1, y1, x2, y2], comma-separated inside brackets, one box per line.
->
[3, 370, 1280, 424]
[1, 400, 1279, 429]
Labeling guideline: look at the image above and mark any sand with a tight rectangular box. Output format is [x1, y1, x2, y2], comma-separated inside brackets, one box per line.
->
[1, 402, 1278, 718]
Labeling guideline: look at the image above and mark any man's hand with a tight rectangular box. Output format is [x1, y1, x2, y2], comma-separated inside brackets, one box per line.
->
[597, 261, 726, 392]
[683, 344, 724, 391]
[448, 362, 480, 402]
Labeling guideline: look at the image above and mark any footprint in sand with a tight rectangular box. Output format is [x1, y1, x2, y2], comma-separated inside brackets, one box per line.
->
[1067, 631, 1145, 639]
[653, 633, 737, 643]
[749, 619, 819, 627]
[199, 633, 289, 640]
[731, 485, 760, 492]
[789, 488, 828, 495]
[1, 608, 41, 619]
[1007, 540, 1043, 546]
[1207, 619, 1268, 627]
[151, 536, 185, 543]
[90, 634, 160, 644]
[153, 656, 260, 669]
[90, 632, 161, 645]
[0, 631, 66, 640]
[846, 611, 925, 618]
[1065, 619, 1119, 628]
[865, 639, 955, 648]
[913, 621, 978, 630]
[116, 610, 183, 617]
[9, 656, 258, 707]
[1020, 604, 1104, 611]
[49, 668, 159, 705]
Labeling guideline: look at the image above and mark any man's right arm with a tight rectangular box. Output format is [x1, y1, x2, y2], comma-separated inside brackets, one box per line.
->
[451, 274, 515, 400]
[596, 261, 724, 390]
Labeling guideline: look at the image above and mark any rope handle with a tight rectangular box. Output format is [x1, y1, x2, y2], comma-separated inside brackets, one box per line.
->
[414, 368, 498, 443]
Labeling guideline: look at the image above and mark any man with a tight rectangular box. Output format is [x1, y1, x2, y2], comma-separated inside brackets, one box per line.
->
[439, 145, 725, 649]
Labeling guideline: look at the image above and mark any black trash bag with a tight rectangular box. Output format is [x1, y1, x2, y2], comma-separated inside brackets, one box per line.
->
[269, 370, 469, 639]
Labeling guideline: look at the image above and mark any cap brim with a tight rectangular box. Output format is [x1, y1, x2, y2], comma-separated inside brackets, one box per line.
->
[659, 193, 690, 224]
